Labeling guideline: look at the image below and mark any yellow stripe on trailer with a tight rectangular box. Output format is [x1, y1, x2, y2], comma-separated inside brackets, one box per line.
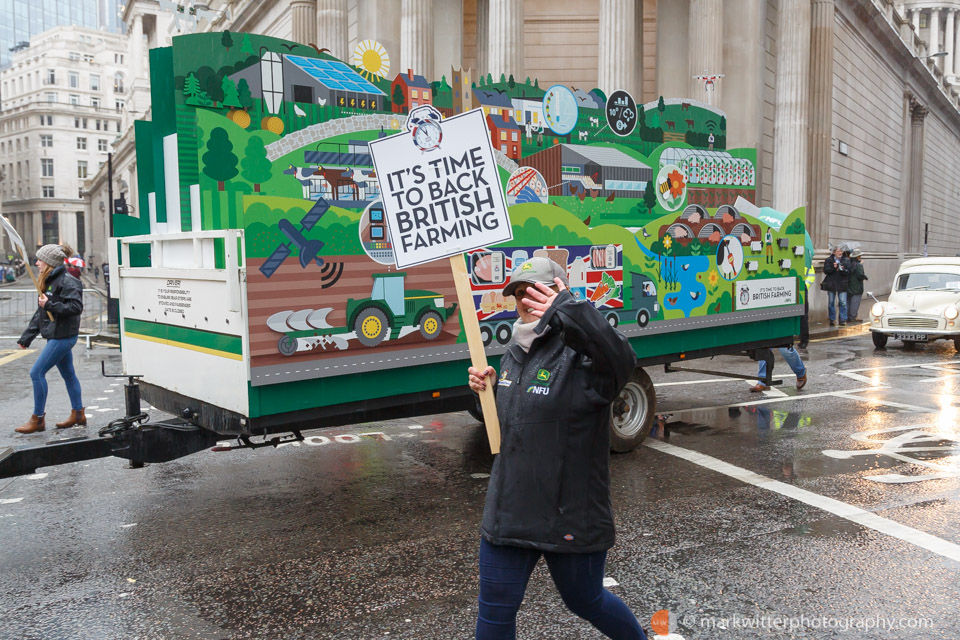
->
[125, 332, 244, 361]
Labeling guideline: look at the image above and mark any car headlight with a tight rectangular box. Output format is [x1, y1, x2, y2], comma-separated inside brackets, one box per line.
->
[871, 303, 884, 317]
[946, 306, 959, 320]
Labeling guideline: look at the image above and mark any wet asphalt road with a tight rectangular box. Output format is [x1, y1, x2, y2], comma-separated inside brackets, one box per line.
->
[1, 331, 960, 639]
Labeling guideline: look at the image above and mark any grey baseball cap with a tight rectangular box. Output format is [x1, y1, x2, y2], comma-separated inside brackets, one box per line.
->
[502, 256, 569, 297]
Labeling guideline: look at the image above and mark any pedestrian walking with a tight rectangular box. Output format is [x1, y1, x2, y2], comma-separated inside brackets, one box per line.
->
[821, 246, 851, 326]
[750, 345, 807, 392]
[846, 249, 868, 322]
[94, 265, 100, 282]
[61, 243, 82, 279]
[15, 244, 86, 434]
[467, 257, 648, 640]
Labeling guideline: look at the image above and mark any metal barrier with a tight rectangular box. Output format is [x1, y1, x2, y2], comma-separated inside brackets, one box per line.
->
[0, 288, 107, 348]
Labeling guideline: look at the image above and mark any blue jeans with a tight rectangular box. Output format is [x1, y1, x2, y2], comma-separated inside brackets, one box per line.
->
[827, 290, 847, 323]
[758, 346, 806, 385]
[477, 538, 647, 639]
[30, 336, 83, 416]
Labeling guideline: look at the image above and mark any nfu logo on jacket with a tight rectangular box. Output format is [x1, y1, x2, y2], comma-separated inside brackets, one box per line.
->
[526, 369, 552, 395]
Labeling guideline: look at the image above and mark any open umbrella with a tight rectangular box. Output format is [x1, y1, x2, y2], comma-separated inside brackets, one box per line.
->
[67, 255, 86, 269]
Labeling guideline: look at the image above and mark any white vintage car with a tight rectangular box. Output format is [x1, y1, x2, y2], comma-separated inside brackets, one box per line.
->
[870, 258, 960, 349]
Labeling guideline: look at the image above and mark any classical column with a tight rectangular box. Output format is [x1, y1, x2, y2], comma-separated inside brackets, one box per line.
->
[401, 0, 434, 76]
[913, 8, 921, 34]
[597, 0, 640, 97]
[908, 97, 927, 253]
[946, 9, 956, 78]
[930, 7, 940, 60]
[808, 0, 834, 249]
[130, 13, 144, 82]
[291, 0, 318, 47]
[487, 0, 524, 83]
[773, 0, 811, 214]
[688, 0, 723, 105]
[317, 0, 347, 60]
[476, 0, 489, 78]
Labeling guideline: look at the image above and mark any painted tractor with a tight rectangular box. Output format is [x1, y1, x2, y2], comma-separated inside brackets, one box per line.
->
[346, 272, 458, 347]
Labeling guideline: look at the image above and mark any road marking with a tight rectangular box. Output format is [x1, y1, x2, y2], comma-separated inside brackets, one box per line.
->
[645, 439, 960, 564]
[656, 374, 793, 388]
[0, 498, 23, 504]
[669, 388, 878, 414]
[603, 577, 619, 588]
[841, 359, 960, 374]
[26, 473, 48, 480]
[832, 392, 937, 414]
[87, 406, 99, 410]
[0, 350, 32, 367]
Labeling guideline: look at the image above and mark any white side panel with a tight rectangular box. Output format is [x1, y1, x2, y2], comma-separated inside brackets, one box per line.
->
[189, 183, 201, 231]
[148, 192, 157, 234]
[162, 134, 181, 233]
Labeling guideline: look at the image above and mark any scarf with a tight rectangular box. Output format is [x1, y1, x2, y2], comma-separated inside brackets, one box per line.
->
[512, 319, 540, 353]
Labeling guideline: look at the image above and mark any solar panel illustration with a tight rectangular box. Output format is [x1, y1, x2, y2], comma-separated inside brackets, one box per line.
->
[285, 56, 386, 95]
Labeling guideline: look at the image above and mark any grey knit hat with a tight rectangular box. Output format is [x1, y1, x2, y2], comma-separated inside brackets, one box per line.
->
[36, 244, 66, 268]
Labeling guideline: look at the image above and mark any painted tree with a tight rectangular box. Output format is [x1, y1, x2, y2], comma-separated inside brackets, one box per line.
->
[183, 72, 211, 106]
[237, 78, 253, 109]
[222, 31, 233, 52]
[240, 32, 254, 55]
[534, 78, 539, 89]
[202, 127, 239, 191]
[392, 84, 406, 112]
[643, 180, 657, 214]
[525, 77, 531, 85]
[499, 73, 506, 84]
[197, 66, 224, 106]
[719, 115, 727, 133]
[658, 95, 665, 114]
[241, 136, 272, 193]
[487, 72, 493, 85]
[508, 74, 515, 89]
[221, 75, 242, 108]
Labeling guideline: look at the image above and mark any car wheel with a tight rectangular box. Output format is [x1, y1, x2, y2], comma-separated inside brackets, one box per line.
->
[636, 309, 650, 328]
[495, 323, 512, 345]
[354, 307, 388, 347]
[418, 310, 443, 340]
[480, 325, 493, 346]
[609, 367, 656, 453]
[871, 332, 888, 349]
[605, 312, 619, 328]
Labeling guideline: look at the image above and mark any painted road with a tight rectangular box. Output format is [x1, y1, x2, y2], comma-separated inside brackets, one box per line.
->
[0, 333, 959, 638]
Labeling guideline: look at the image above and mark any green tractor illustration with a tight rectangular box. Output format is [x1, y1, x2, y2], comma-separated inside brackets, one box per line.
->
[347, 272, 458, 347]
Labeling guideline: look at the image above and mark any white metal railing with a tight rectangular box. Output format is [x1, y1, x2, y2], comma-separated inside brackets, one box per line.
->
[0, 287, 106, 348]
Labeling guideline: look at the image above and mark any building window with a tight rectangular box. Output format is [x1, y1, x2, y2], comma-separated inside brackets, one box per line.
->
[83, 54, 93, 63]
[500, 131, 507, 141]
[41, 158, 54, 177]
[113, 72, 124, 93]
[69, 52, 80, 61]
[562, 165, 581, 173]
[41, 135, 53, 147]
[98, 139, 108, 152]
[114, 54, 124, 64]
[78, 188, 84, 199]
[68, 71, 79, 89]
[42, 211, 58, 242]
[69, 94, 80, 105]
[75, 118, 81, 128]
[46, 92, 57, 103]
[90, 74, 100, 91]
[42, 186, 55, 198]
[77, 137, 87, 150]
[411, 89, 418, 99]
[45, 69, 55, 85]
[95, 120, 101, 130]
[116, 121, 121, 133]
[115, 100, 124, 113]
[77, 160, 87, 179]
[511, 131, 518, 141]
[90, 97, 100, 108]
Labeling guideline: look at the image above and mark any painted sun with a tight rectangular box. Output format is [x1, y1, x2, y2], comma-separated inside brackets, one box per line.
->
[353, 39, 390, 81]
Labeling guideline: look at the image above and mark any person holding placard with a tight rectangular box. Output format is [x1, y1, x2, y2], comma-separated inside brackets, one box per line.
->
[467, 257, 647, 640]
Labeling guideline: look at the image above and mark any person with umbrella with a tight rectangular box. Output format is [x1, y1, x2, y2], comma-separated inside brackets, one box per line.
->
[822, 244, 851, 326]
[846, 249, 868, 322]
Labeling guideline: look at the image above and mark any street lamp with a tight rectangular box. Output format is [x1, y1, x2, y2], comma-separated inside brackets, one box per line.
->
[925, 51, 948, 59]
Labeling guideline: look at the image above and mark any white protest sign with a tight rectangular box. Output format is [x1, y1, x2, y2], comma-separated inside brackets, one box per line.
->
[368, 107, 512, 269]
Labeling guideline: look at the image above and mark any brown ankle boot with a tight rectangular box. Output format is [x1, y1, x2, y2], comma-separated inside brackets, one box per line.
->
[15, 415, 45, 434]
[56, 409, 87, 429]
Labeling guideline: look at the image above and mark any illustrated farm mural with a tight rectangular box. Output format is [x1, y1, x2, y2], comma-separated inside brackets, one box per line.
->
[128, 32, 805, 386]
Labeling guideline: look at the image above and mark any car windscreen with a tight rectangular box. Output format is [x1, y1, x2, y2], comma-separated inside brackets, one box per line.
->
[895, 272, 960, 291]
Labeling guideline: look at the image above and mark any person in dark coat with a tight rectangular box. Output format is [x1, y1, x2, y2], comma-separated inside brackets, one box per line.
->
[846, 249, 868, 322]
[15, 244, 86, 434]
[821, 246, 851, 326]
[467, 257, 647, 640]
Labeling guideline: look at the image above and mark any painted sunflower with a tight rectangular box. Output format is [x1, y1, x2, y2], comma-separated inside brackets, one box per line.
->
[708, 270, 719, 287]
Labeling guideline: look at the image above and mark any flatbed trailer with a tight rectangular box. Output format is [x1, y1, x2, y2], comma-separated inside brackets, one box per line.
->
[0, 32, 805, 478]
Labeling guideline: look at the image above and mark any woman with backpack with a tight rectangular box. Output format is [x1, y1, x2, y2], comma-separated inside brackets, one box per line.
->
[15, 244, 86, 434]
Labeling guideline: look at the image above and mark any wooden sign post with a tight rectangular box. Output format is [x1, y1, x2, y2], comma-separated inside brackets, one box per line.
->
[368, 106, 513, 454]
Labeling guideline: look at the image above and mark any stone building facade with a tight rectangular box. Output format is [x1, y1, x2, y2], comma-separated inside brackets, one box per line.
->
[80, 0, 960, 320]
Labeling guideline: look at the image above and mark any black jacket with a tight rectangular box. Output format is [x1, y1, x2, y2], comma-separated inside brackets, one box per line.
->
[821, 255, 851, 292]
[19, 266, 84, 348]
[481, 290, 637, 553]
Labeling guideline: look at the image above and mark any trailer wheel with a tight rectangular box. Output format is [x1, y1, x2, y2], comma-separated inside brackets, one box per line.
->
[278, 336, 298, 356]
[609, 367, 655, 453]
[636, 309, 650, 328]
[355, 308, 388, 347]
[605, 312, 619, 328]
[480, 325, 493, 346]
[419, 310, 443, 340]
[495, 323, 512, 345]
[871, 331, 888, 349]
